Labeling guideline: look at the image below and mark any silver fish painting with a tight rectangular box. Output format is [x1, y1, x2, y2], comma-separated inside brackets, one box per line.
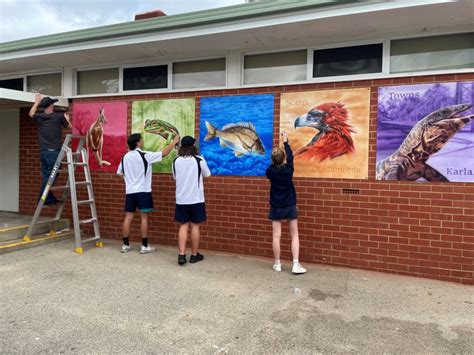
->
[204, 121, 265, 157]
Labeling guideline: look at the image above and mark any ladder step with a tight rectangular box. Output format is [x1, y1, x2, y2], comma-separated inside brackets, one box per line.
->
[77, 199, 94, 205]
[75, 181, 91, 186]
[36, 218, 60, 225]
[65, 162, 88, 166]
[79, 218, 97, 225]
[50, 185, 69, 191]
[81, 236, 100, 244]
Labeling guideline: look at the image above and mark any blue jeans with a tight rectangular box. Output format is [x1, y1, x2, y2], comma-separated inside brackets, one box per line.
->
[40, 149, 60, 204]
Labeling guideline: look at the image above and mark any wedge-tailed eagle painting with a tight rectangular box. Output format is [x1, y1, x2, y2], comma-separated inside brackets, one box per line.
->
[72, 102, 127, 172]
[199, 94, 274, 176]
[280, 88, 370, 179]
[376, 82, 474, 182]
[132, 99, 195, 173]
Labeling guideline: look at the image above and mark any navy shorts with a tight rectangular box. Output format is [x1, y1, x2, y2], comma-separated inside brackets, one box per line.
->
[268, 205, 298, 221]
[175, 203, 207, 224]
[125, 192, 154, 213]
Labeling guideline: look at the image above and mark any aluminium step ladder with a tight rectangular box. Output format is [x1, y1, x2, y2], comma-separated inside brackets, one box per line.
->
[23, 134, 103, 253]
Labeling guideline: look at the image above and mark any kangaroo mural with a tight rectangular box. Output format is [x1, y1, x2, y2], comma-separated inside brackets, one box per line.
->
[87, 108, 111, 167]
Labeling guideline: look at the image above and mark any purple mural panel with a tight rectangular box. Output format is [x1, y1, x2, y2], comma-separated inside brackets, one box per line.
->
[376, 82, 474, 182]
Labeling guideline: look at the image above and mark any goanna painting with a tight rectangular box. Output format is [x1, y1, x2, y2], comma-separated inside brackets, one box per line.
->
[72, 102, 127, 172]
[132, 99, 195, 173]
[199, 94, 274, 176]
[280, 88, 370, 179]
[376, 82, 474, 182]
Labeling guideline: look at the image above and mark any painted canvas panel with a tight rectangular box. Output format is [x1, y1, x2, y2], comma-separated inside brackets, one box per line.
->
[199, 94, 274, 176]
[72, 102, 127, 172]
[132, 99, 195, 173]
[376, 82, 474, 182]
[280, 88, 370, 179]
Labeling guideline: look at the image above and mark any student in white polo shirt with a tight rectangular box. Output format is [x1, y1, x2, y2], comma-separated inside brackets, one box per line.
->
[117, 133, 180, 254]
[172, 136, 211, 265]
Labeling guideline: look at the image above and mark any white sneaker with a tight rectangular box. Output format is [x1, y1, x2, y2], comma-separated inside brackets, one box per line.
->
[140, 245, 156, 254]
[121, 245, 131, 253]
[273, 263, 282, 272]
[292, 263, 306, 274]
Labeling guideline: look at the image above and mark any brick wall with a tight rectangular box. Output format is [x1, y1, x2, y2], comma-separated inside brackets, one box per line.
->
[19, 73, 474, 284]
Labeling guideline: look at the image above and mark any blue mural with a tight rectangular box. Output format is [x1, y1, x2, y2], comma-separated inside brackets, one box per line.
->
[199, 94, 274, 176]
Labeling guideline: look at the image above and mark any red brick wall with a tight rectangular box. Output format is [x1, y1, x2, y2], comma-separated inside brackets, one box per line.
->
[19, 73, 474, 284]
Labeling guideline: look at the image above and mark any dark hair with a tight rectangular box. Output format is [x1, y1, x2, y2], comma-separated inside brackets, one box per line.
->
[178, 144, 198, 157]
[127, 133, 142, 150]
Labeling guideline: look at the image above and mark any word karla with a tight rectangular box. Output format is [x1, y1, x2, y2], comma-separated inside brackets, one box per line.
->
[446, 167, 473, 176]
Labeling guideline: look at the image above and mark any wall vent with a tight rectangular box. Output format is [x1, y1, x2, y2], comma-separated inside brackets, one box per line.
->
[342, 188, 360, 195]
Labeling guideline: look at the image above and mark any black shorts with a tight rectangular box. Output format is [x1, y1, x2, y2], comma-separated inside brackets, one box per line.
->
[124, 192, 154, 213]
[175, 203, 207, 224]
[269, 205, 298, 221]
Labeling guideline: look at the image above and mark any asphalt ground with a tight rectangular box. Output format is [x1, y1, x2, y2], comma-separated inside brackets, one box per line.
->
[1, 239, 473, 354]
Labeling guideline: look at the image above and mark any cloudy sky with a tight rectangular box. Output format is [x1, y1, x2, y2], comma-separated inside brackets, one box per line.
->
[0, 0, 246, 43]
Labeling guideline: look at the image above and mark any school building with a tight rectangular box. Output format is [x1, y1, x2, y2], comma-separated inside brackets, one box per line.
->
[0, 0, 472, 284]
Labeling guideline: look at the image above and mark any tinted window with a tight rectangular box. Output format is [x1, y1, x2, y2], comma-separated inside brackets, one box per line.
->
[123, 65, 168, 91]
[0, 78, 24, 91]
[313, 44, 382, 78]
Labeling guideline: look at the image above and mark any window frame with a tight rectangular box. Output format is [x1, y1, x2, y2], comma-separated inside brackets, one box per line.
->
[388, 31, 474, 75]
[241, 48, 308, 86]
[172, 56, 227, 90]
[0, 70, 63, 94]
[121, 61, 170, 92]
[26, 71, 63, 96]
[75, 65, 121, 96]
[309, 39, 387, 82]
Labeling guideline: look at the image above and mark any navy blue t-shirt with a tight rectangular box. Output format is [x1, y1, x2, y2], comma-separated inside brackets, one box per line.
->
[33, 112, 68, 150]
[265, 142, 297, 208]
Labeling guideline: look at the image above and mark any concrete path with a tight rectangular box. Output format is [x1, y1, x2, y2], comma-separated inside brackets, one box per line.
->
[1, 239, 473, 354]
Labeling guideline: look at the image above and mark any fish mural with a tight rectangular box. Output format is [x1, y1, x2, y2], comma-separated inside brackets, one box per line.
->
[132, 98, 195, 173]
[204, 121, 265, 157]
[200, 94, 274, 176]
[376, 82, 474, 182]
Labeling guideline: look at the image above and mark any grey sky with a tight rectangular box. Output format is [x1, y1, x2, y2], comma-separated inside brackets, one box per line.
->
[0, 0, 246, 43]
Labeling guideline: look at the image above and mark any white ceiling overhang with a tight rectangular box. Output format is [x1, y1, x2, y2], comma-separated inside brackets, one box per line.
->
[0, 89, 68, 109]
[1, 0, 473, 76]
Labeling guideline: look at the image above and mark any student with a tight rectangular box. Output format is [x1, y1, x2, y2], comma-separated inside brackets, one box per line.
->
[29, 94, 72, 205]
[266, 131, 306, 274]
[117, 133, 180, 254]
[172, 136, 211, 265]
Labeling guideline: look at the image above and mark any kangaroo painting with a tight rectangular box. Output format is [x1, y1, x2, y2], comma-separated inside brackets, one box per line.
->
[87, 108, 111, 167]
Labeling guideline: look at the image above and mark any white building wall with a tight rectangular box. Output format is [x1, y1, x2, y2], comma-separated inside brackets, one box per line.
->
[0, 108, 20, 212]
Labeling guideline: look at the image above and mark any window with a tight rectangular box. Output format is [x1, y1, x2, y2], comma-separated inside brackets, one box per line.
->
[77, 68, 119, 95]
[313, 44, 382, 78]
[0, 78, 24, 91]
[390, 33, 474, 73]
[173, 58, 225, 89]
[244, 50, 307, 85]
[123, 65, 168, 91]
[27, 73, 62, 96]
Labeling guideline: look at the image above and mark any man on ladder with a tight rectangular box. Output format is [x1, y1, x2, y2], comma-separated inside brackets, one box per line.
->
[29, 93, 71, 205]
